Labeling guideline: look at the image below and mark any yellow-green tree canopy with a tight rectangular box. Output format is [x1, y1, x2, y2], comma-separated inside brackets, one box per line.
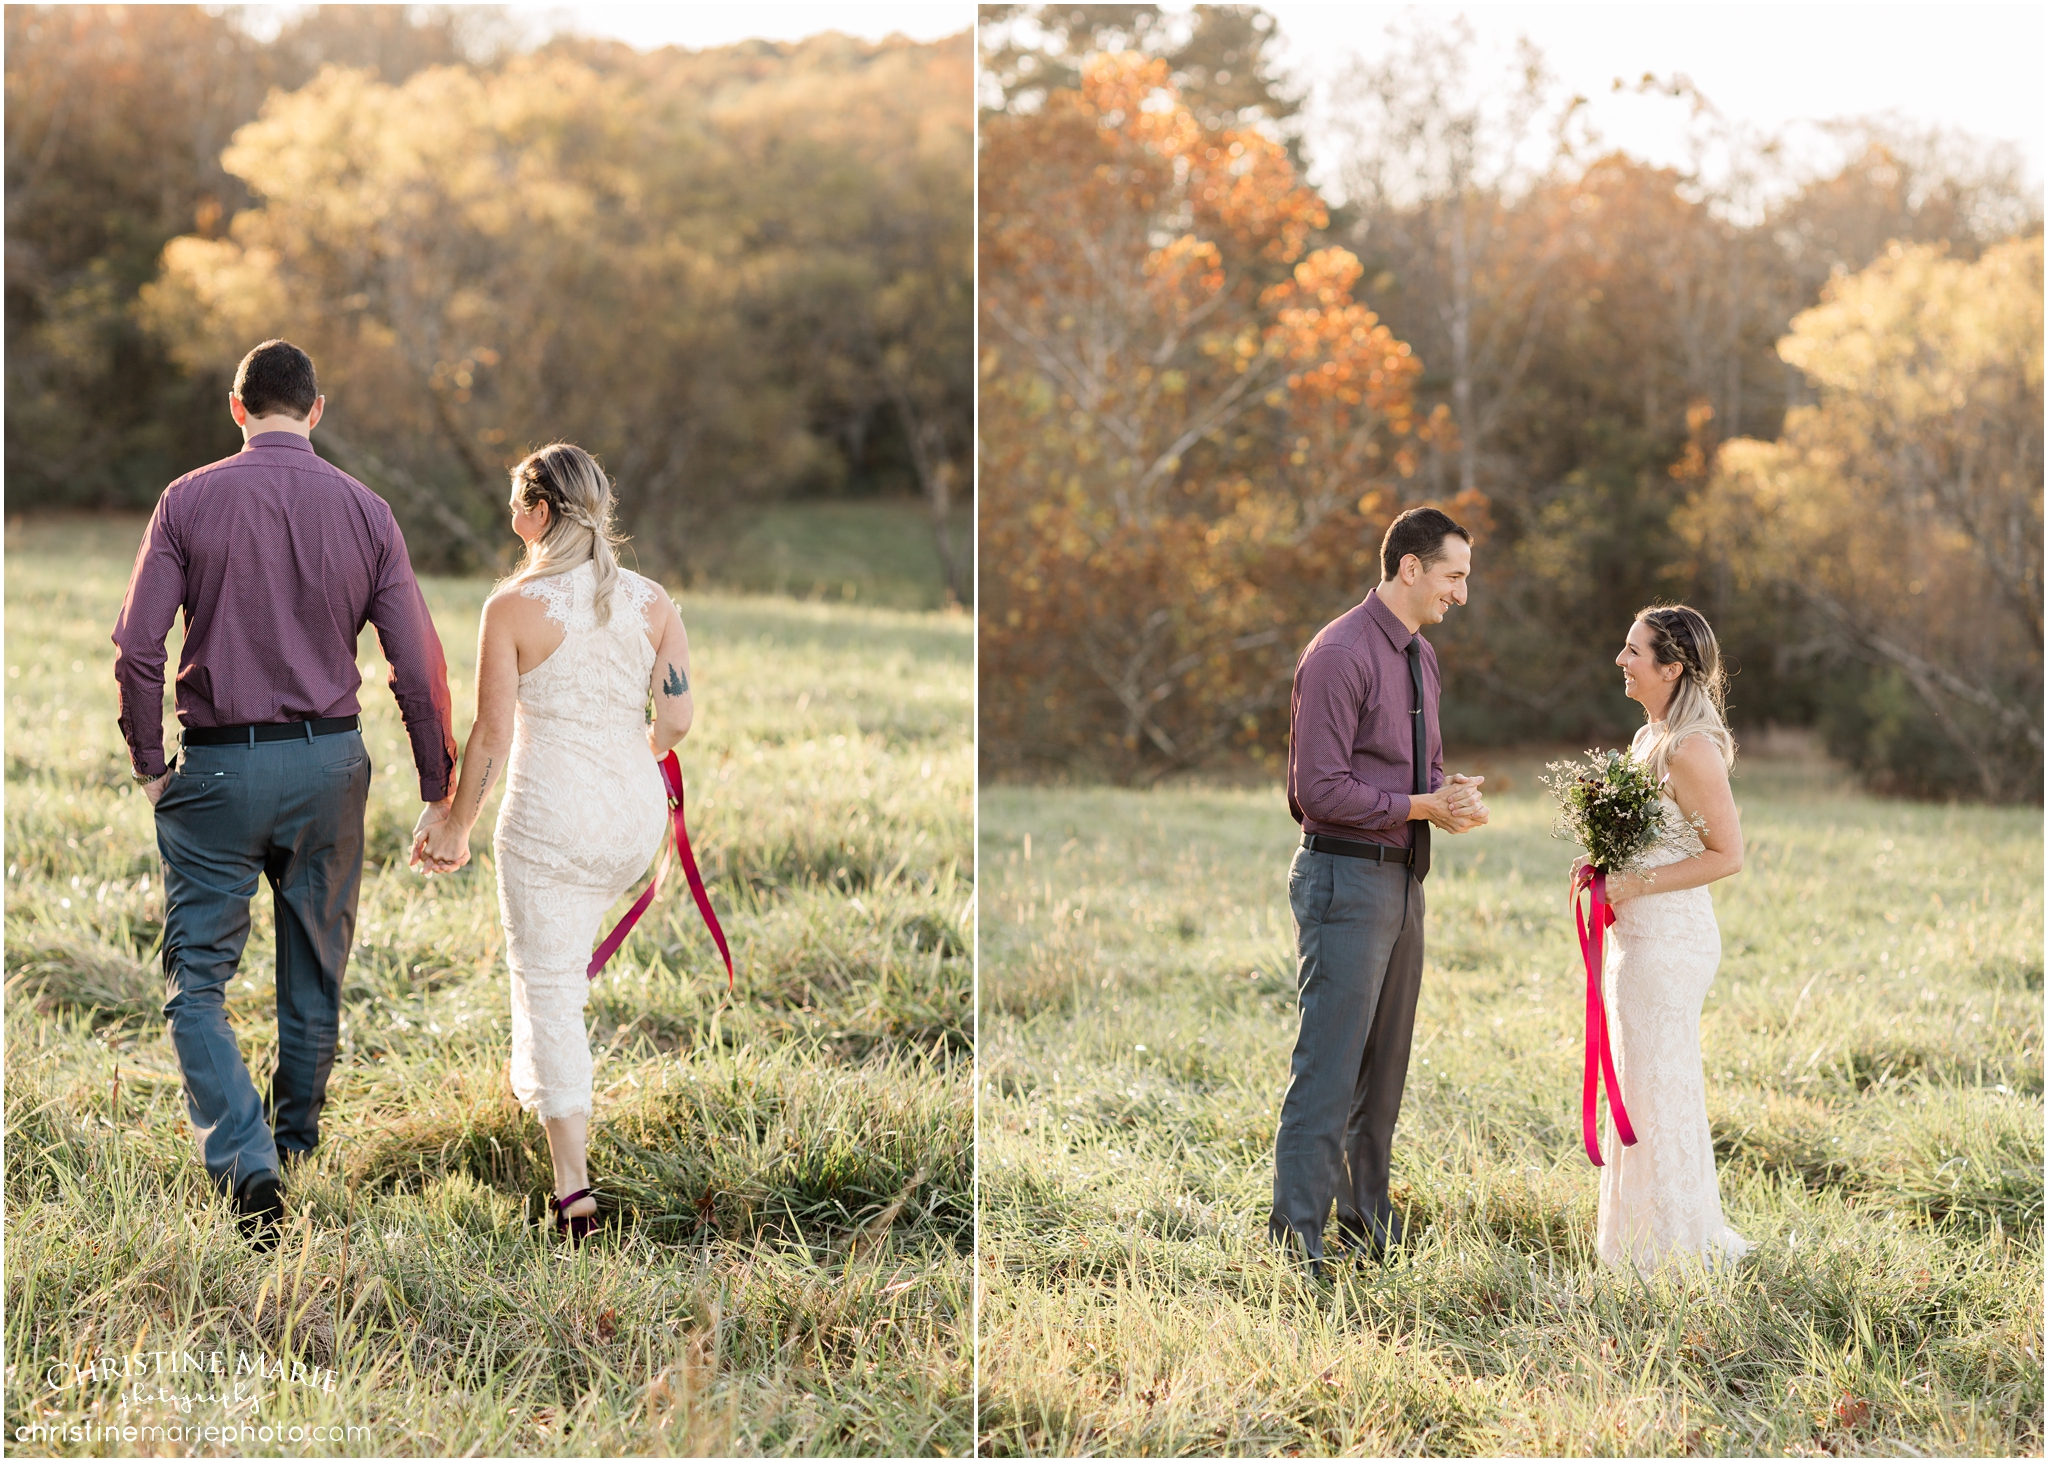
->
[1688, 235, 2043, 796]
[131, 32, 970, 580]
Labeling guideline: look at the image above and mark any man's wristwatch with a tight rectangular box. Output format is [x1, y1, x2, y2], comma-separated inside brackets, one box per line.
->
[133, 763, 171, 785]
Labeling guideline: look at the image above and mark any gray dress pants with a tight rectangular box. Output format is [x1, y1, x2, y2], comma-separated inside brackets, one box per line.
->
[154, 731, 370, 1194]
[1269, 844, 1426, 1268]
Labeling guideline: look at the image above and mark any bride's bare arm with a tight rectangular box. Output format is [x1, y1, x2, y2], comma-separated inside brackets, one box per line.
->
[1607, 735, 1744, 903]
[415, 593, 521, 870]
[645, 593, 693, 755]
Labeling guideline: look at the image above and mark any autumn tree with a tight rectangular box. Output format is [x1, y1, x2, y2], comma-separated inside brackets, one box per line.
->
[1322, 24, 2041, 756]
[697, 34, 974, 601]
[5, 6, 268, 503]
[979, 4, 1303, 144]
[980, 53, 1450, 776]
[141, 59, 798, 569]
[3, 5, 527, 509]
[263, 4, 525, 89]
[8, 13, 970, 598]
[1685, 235, 2043, 799]
[134, 33, 971, 580]
[1330, 17, 1585, 503]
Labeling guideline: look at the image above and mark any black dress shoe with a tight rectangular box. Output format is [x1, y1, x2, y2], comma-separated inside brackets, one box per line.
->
[234, 1170, 285, 1251]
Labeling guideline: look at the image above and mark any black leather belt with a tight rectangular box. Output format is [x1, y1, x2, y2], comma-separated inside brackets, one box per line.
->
[1302, 832, 1415, 866]
[183, 714, 360, 747]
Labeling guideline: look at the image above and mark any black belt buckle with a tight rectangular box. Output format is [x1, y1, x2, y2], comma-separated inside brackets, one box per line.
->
[1303, 833, 1414, 866]
[183, 714, 360, 747]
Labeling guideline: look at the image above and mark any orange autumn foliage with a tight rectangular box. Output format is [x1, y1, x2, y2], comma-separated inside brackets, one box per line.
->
[980, 54, 1466, 777]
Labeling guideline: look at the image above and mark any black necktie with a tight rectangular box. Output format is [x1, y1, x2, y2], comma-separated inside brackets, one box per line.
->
[1407, 636, 1431, 881]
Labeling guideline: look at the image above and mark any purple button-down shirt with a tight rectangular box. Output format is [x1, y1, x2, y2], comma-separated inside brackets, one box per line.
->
[111, 431, 457, 800]
[1286, 588, 1443, 846]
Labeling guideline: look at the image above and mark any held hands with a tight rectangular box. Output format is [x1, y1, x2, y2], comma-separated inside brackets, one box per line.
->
[1426, 773, 1489, 833]
[409, 798, 470, 876]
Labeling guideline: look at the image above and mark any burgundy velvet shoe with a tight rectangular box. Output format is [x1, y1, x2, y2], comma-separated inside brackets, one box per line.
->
[551, 1187, 598, 1244]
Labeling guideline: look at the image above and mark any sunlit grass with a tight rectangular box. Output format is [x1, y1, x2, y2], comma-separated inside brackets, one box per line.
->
[3, 514, 972, 1456]
[716, 499, 955, 612]
[977, 756, 2042, 1456]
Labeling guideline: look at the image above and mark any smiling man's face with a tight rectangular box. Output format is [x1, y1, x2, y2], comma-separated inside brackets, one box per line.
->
[1409, 536, 1470, 624]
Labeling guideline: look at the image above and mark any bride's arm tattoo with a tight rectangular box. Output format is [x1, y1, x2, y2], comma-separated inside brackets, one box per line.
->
[470, 755, 496, 817]
[661, 663, 689, 696]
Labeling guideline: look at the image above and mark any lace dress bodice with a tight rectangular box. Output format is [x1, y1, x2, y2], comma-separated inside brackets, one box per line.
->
[1610, 724, 1717, 947]
[513, 564, 663, 738]
[495, 564, 667, 869]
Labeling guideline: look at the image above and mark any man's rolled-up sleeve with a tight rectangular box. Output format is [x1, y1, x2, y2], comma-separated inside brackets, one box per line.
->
[1292, 643, 1410, 831]
[111, 498, 186, 779]
[365, 519, 457, 802]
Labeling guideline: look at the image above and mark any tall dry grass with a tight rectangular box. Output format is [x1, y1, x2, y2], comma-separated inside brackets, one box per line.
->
[978, 752, 2041, 1455]
[4, 514, 972, 1455]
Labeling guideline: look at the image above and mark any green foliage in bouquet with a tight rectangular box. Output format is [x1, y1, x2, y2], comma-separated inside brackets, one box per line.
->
[1541, 747, 1686, 875]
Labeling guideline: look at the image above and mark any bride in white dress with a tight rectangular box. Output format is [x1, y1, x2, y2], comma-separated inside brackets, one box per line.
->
[1591, 604, 1751, 1272]
[414, 442, 693, 1242]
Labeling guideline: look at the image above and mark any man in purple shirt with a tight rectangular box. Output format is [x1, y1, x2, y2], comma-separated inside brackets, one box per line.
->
[111, 339, 457, 1248]
[1270, 506, 1490, 1276]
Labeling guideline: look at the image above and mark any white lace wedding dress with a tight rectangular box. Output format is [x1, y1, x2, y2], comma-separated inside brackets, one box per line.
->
[495, 561, 669, 1122]
[1595, 723, 1751, 1272]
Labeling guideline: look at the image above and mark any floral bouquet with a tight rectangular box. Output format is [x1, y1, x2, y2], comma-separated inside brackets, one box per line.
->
[1540, 747, 1690, 877]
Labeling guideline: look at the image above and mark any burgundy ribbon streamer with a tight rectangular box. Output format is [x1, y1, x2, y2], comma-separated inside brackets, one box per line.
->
[587, 751, 734, 990]
[1571, 865, 1636, 1166]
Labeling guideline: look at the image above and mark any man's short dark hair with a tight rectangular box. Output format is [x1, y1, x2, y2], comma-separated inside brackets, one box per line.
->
[1380, 505, 1472, 580]
[232, 339, 318, 420]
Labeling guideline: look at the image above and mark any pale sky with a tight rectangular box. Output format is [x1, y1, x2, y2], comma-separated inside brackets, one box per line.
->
[510, 2, 968, 50]
[1264, 2, 2044, 195]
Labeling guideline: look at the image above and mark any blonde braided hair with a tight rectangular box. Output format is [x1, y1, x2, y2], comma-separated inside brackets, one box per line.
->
[1635, 603, 1736, 781]
[507, 443, 625, 625]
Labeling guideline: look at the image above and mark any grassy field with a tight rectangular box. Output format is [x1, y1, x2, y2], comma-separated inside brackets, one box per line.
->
[978, 751, 2043, 1456]
[3, 514, 972, 1455]
[714, 500, 953, 612]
